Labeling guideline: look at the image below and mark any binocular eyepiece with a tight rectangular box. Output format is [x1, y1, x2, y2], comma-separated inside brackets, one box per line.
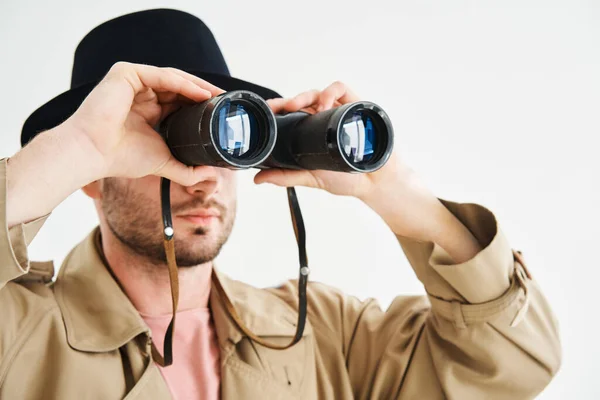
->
[159, 90, 394, 173]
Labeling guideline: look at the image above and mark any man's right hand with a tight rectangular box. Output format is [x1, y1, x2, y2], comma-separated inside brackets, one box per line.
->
[66, 61, 225, 185]
[5, 62, 224, 228]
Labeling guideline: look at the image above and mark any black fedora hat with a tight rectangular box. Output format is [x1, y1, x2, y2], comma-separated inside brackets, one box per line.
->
[21, 8, 282, 147]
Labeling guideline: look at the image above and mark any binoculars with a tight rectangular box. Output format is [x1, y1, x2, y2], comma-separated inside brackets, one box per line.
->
[158, 90, 394, 173]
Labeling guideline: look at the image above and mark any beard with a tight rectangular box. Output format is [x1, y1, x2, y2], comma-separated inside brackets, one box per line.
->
[101, 178, 235, 267]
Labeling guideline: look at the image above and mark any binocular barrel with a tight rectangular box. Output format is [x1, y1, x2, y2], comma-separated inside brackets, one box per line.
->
[159, 90, 394, 173]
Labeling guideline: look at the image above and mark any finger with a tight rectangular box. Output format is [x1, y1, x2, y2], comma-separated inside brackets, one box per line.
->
[133, 86, 157, 103]
[254, 169, 321, 189]
[139, 66, 214, 102]
[165, 67, 226, 97]
[139, 90, 213, 110]
[154, 157, 212, 187]
[266, 98, 287, 114]
[111, 62, 213, 103]
[282, 90, 321, 112]
[317, 81, 360, 111]
[299, 106, 318, 115]
[267, 98, 318, 115]
[156, 91, 200, 105]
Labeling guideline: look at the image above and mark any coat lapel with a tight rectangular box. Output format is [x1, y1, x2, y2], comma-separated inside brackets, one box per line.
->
[54, 226, 316, 398]
[54, 227, 150, 353]
[122, 363, 172, 400]
[209, 268, 316, 399]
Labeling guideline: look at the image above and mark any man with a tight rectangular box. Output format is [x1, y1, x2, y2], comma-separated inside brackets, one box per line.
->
[1, 8, 560, 400]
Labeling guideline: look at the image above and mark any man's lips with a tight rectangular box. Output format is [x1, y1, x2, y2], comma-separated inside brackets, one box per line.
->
[179, 215, 216, 225]
[177, 209, 221, 225]
[179, 209, 220, 218]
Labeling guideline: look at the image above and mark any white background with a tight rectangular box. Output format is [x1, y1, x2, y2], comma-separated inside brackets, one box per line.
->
[1, 1, 598, 398]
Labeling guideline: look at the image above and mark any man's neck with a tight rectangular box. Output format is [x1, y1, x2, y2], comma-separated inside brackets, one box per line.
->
[99, 226, 213, 316]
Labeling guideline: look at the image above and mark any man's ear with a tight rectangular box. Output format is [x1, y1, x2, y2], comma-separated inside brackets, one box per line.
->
[81, 180, 103, 200]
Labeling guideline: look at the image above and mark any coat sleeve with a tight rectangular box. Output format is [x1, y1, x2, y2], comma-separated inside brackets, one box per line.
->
[0, 157, 51, 291]
[271, 198, 561, 400]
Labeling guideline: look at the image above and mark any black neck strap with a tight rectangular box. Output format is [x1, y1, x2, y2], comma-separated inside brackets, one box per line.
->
[153, 178, 309, 367]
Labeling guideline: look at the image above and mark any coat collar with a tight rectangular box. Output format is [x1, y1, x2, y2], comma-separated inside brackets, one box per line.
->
[53, 226, 311, 353]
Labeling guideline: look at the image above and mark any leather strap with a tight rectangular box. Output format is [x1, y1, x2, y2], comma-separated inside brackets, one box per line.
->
[153, 179, 309, 366]
[151, 236, 179, 366]
[151, 179, 180, 367]
[211, 187, 308, 350]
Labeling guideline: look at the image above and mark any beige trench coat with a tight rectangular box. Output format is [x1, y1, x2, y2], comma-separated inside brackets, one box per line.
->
[0, 158, 561, 399]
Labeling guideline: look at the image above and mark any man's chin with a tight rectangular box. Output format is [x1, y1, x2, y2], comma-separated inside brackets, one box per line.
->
[172, 251, 219, 267]
[171, 238, 223, 267]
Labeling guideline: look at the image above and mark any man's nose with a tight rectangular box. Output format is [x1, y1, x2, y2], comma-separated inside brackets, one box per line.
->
[182, 166, 220, 198]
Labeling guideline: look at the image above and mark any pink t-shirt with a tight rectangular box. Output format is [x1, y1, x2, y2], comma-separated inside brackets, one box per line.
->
[141, 307, 221, 399]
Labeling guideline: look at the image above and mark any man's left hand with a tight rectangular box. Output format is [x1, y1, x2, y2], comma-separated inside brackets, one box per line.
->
[254, 81, 482, 261]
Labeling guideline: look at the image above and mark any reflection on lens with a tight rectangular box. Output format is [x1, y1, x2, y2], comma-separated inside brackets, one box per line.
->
[341, 112, 376, 164]
[216, 101, 258, 158]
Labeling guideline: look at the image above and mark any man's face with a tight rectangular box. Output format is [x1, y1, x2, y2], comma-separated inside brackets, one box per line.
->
[100, 167, 237, 267]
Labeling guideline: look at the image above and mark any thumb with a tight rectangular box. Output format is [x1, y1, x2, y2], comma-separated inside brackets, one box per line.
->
[154, 157, 206, 187]
[266, 98, 287, 114]
[254, 169, 321, 188]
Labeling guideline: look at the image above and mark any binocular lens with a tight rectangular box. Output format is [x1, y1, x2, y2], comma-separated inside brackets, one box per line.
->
[340, 111, 377, 165]
[159, 91, 277, 168]
[215, 101, 259, 158]
[264, 102, 393, 172]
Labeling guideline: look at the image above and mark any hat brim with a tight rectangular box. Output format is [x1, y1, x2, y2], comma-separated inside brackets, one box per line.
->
[21, 70, 283, 147]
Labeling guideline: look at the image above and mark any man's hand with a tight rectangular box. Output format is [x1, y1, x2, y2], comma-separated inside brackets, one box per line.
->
[255, 81, 482, 261]
[255, 81, 400, 200]
[254, 81, 434, 239]
[65, 61, 225, 186]
[6, 62, 226, 228]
